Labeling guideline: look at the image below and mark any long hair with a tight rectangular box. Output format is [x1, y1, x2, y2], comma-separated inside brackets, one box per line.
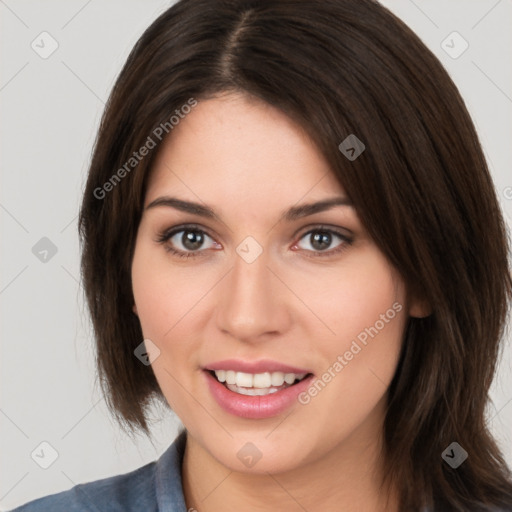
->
[78, 0, 512, 509]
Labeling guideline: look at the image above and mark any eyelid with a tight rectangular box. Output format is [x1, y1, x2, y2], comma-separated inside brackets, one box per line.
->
[294, 222, 353, 239]
[156, 223, 216, 241]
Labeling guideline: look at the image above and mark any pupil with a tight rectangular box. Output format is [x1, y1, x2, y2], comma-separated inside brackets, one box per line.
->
[183, 231, 203, 250]
[311, 232, 331, 251]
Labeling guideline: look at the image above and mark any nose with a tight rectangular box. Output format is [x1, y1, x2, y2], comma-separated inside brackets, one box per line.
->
[215, 247, 292, 344]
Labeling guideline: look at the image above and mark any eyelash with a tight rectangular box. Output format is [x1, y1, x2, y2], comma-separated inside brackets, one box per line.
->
[155, 223, 353, 260]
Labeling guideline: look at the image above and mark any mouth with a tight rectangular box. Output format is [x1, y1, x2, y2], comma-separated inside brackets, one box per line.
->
[202, 359, 315, 418]
[207, 369, 313, 396]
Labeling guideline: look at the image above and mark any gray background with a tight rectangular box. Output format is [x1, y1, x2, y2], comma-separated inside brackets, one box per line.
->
[1, 0, 511, 509]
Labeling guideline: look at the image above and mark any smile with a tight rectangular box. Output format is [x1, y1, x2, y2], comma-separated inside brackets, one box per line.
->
[211, 370, 308, 396]
[203, 360, 315, 419]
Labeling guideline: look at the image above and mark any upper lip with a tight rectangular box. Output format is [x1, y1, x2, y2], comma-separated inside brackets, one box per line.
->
[204, 359, 312, 374]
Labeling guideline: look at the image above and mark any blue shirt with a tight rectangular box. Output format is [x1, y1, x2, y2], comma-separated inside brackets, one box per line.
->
[10, 429, 189, 511]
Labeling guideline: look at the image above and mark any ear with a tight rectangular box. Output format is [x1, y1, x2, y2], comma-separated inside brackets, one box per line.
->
[408, 296, 432, 318]
[132, 304, 138, 316]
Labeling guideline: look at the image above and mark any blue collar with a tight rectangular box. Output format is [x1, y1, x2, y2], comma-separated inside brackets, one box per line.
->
[156, 428, 188, 511]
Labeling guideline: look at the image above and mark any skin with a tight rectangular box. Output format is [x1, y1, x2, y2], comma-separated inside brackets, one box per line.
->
[131, 92, 428, 512]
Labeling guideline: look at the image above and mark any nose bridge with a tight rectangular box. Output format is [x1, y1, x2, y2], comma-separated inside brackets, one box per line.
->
[215, 244, 287, 341]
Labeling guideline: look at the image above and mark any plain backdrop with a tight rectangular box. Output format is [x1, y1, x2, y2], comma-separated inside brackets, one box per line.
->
[1, 0, 511, 509]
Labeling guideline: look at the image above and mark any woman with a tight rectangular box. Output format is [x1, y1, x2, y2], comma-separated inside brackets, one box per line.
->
[12, 0, 512, 510]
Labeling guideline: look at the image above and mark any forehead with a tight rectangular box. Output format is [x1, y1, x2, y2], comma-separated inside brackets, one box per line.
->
[144, 93, 345, 214]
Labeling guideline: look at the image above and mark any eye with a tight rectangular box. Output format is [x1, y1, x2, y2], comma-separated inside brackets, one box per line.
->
[293, 227, 353, 257]
[156, 225, 220, 259]
[156, 224, 353, 260]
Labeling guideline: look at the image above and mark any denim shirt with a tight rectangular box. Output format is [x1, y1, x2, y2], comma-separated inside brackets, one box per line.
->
[9, 430, 189, 512]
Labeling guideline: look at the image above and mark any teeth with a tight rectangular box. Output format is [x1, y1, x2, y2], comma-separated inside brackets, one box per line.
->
[225, 383, 281, 396]
[284, 373, 296, 384]
[213, 370, 306, 389]
[271, 372, 285, 386]
[253, 372, 272, 388]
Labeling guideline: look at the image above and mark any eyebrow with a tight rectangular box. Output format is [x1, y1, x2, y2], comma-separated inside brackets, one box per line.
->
[145, 195, 353, 222]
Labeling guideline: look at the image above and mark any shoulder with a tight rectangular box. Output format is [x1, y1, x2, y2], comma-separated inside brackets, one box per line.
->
[9, 430, 188, 512]
[10, 460, 158, 512]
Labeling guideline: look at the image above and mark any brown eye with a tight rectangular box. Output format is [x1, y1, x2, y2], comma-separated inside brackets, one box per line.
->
[156, 225, 221, 259]
[177, 230, 207, 251]
[308, 231, 335, 251]
[295, 228, 351, 255]
[161, 228, 215, 252]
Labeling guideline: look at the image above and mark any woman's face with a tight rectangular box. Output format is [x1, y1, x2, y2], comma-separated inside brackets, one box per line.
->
[131, 93, 419, 474]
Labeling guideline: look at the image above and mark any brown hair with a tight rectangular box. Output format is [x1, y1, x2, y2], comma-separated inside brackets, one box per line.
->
[78, 0, 512, 509]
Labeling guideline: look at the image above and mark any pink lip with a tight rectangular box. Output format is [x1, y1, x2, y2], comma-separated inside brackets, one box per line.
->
[204, 359, 311, 374]
[203, 370, 315, 419]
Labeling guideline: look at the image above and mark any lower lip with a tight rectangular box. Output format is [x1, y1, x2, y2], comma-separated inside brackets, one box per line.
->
[204, 370, 315, 419]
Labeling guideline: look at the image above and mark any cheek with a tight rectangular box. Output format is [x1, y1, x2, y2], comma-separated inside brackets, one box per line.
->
[131, 246, 193, 411]
[131, 262, 169, 340]
[291, 247, 405, 356]
[290, 257, 406, 443]
[131, 242, 212, 403]
[131, 242, 206, 339]
[298, 251, 406, 413]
